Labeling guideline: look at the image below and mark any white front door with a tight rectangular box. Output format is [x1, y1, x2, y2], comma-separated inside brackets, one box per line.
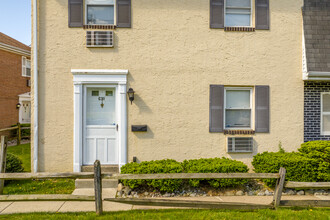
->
[21, 101, 31, 123]
[83, 86, 118, 165]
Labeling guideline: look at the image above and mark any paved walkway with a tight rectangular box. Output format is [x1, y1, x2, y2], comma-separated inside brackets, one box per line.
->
[0, 195, 328, 214]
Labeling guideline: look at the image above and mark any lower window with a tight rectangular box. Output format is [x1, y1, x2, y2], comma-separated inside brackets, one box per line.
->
[227, 137, 253, 153]
[225, 88, 252, 129]
[321, 93, 330, 135]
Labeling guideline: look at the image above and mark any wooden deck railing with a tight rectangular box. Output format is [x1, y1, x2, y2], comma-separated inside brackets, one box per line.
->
[0, 135, 329, 214]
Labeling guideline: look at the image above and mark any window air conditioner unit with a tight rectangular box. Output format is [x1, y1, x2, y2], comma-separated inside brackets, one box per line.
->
[27, 79, 31, 87]
[227, 137, 253, 153]
[86, 31, 114, 48]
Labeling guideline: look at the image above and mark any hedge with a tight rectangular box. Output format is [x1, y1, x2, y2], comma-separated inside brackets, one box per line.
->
[120, 159, 183, 192]
[182, 158, 249, 188]
[121, 158, 249, 192]
[298, 141, 330, 181]
[252, 152, 319, 187]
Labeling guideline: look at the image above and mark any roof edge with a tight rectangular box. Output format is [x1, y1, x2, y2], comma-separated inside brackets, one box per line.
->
[0, 42, 31, 57]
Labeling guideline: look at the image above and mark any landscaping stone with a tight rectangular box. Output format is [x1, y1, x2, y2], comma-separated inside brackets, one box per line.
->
[190, 193, 197, 197]
[264, 190, 273, 196]
[144, 192, 149, 196]
[314, 190, 325, 196]
[225, 191, 235, 196]
[297, 190, 305, 196]
[122, 186, 132, 196]
[163, 193, 171, 197]
[305, 189, 314, 195]
[236, 190, 244, 196]
[134, 194, 139, 198]
[257, 192, 265, 196]
[286, 189, 295, 195]
[117, 183, 123, 192]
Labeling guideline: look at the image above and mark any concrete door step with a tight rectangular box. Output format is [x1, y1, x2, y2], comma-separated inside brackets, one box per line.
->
[75, 179, 118, 189]
[72, 188, 117, 198]
[81, 165, 119, 173]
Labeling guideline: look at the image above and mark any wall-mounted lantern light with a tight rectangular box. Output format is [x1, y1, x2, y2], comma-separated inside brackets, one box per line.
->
[127, 88, 135, 105]
[16, 103, 21, 109]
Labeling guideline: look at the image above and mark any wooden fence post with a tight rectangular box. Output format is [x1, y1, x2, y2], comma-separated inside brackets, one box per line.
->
[0, 136, 8, 194]
[273, 167, 286, 209]
[94, 160, 103, 215]
[17, 123, 21, 146]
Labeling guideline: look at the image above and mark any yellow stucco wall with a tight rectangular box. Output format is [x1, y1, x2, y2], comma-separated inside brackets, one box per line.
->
[32, 0, 304, 172]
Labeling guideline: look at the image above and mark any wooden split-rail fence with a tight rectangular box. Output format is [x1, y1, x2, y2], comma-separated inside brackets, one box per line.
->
[0, 136, 329, 215]
[0, 123, 30, 146]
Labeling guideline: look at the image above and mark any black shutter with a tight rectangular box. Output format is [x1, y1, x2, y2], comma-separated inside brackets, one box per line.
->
[256, 0, 270, 30]
[117, 0, 131, 28]
[68, 0, 83, 27]
[210, 85, 224, 132]
[210, 0, 224, 29]
[255, 86, 270, 133]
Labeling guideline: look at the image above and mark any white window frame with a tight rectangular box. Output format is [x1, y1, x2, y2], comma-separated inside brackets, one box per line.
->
[22, 56, 31, 77]
[85, 0, 116, 25]
[224, 0, 253, 27]
[321, 92, 330, 135]
[224, 87, 253, 130]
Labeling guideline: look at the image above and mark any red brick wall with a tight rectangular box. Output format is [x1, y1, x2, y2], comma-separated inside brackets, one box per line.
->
[0, 49, 30, 129]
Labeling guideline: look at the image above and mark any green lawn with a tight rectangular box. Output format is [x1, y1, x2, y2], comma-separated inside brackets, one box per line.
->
[4, 143, 75, 194]
[0, 208, 329, 220]
[7, 143, 31, 172]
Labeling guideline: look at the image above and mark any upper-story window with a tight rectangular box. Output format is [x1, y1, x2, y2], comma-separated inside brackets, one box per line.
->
[86, 0, 115, 25]
[225, 0, 252, 27]
[22, 56, 31, 77]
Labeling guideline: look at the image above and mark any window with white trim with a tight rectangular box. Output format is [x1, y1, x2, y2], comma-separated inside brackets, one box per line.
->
[225, 88, 252, 129]
[22, 56, 31, 77]
[225, 0, 252, 27]
[321, 93, 330, 135]
[86, 0, 115, 25]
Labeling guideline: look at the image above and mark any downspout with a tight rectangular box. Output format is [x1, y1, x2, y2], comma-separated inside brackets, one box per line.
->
[33, 0, 38, 173]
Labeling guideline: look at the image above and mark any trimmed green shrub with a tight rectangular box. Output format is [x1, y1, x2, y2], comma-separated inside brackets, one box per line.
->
[120, 159, 183, 192]
[182, 158, 249, 188]
[298, 141, 330, 181]
[6, 153, 24, 173]
[252, 152, 319, 186]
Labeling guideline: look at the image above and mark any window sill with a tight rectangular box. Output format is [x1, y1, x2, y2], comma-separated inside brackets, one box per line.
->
[224, 27, 255, 32]
[83, 24, 116, 30]
[224, 130, 255, 135]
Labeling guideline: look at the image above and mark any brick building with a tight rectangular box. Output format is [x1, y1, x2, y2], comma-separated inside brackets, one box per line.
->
[0, 32, 31, 129]
[303, 0, 330, 142]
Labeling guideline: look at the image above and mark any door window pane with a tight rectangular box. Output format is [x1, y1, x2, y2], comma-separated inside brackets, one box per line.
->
[86, 88, 116, 125]
[87, 5, 114, 24]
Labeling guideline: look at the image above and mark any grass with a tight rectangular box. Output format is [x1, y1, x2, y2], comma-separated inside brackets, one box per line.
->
[7, 143, 31, 172]
[0, 208, 329, 220]
[4, 143, 75, 195]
